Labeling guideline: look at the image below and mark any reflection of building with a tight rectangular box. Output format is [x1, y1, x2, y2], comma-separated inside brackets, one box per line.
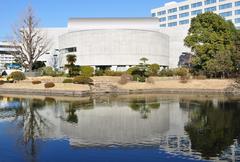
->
[1, 95, 239, 161]
[37, 99, 188, 147]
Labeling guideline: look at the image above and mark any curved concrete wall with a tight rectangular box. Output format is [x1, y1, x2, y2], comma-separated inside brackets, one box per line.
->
[59, 29, 169, 67]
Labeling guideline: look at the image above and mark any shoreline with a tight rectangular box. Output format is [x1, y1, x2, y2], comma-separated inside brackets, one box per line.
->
[0, 77, 238, 97]
[0, 87, 238, 97]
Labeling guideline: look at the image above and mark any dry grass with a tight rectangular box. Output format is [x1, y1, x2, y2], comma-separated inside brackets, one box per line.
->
[0, 76, 234, 91]
[117, 79, 233, 90]
[0, 82, 90, 91]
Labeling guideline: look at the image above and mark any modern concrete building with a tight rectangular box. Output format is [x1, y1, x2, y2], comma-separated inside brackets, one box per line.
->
[39, 18, 170, 70]
[151, 0, 240, 67]
[0, 41, 17, 71]
[152, 0, 240, 28]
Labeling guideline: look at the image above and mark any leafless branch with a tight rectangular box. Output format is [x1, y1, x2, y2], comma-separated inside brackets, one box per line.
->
[10, 6, 50, 71]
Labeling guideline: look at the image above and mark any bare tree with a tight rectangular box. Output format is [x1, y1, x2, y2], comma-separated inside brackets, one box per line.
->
[12, 7, 50, 72]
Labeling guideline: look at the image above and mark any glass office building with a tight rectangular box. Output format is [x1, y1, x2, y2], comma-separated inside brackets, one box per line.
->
[151, 0, 240, 28]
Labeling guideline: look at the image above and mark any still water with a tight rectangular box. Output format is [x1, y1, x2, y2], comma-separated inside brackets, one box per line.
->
[0, 94, 239, 162]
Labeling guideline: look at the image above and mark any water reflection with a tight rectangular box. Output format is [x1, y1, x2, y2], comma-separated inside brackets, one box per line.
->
[0, 94, 239, 161]
[182, 99, 240, 160]
[129, 98, 160, 119]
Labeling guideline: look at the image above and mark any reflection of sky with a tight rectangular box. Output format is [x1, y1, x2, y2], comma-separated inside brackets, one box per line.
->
[0, 101, 21, 109]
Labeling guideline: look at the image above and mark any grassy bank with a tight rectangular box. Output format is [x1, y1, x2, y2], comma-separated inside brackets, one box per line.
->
[0, 76, 236, 96]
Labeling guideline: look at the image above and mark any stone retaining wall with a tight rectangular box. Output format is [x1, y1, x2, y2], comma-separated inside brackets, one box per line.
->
[0, 87, 239, 97]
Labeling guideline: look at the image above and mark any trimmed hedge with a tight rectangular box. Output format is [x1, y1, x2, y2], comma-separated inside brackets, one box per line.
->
[32, 80, 41, 84]
[44, 82, 55, 88]
[73, 76, 93, 85]
[8, 71, 26, 81]
[63, 78, 73, 83]
[80, 66, 94, 77]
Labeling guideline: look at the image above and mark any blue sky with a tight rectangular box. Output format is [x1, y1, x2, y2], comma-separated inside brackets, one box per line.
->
[0, 0, 182, 38]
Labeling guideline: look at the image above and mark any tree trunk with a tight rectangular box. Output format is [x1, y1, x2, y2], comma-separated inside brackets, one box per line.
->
[28, 62, 33, 72]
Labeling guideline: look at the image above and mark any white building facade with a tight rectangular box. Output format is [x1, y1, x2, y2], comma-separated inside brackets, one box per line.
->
[0, 41, 17, 71]
[39, 18, 170, 70]
[151, 0, 240, 67]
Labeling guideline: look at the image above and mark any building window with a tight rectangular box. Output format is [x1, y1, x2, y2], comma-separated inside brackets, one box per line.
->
[168, 15, 177, 20]
[179, 5, 189, 11]
[235, 10, 240, 15]
[159, 17, 166, 22]
[160, 24, 166, 27]
[157, 10, 166, 16]
[179, 19, 190, 25]
[219, 11, 232, 18]
[191, 2, 202, 8]
[235, 18, 240, 23]
[236, 1, 240, 6]
[204, 0, 216, 5]
[168, 22, 177, 27]
[168, 8, 177, 13]
[204, 6, 217, 12]
[191, 9, 202, 16]
[60, 47, 77, 54]
[179, 12, 189, 18]
[219, 3, 232, 10]
[152, 13, 156, 17]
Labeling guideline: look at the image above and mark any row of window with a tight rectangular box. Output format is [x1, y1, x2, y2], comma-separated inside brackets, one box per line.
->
[152, 1, 240, 17]
[160, 17, 240, 28]
[159, 10, 240, 22]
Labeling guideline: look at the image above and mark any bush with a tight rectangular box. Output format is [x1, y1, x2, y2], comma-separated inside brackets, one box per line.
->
[104, 70, 124, 76]
[133, 75, 146, 82]
[149, 64, 160, 76]
[41, 66, 56, 76]
[80, 66, 94, 77]
[118, 74, 133, 85]
[8, 71, 25, 81]
[32, 80, 41, 84]
[32, 61, 46, 71]
[127, 67, 138, 75]
[95, 69, 104, 76]
[159, 69, 175, 77]
[73, 76, 93, 85]
[176, 68, 189, 77]
[44, 82, 55, 88]
[63, 78, 73, 83]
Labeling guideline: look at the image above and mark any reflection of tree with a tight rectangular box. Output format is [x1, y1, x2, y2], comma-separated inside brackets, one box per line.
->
[13, 98, 51, 162]
[65, 98, 94, 123]
[129, 99, 160, 119]
[183, 100, 240, 159]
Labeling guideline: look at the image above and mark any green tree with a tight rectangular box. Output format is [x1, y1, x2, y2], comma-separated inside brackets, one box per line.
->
[149, 64, 160, 76]
[32, 61, 46, 71]
[65, 54, 79, 77]
[140, 57, 148, 64]
[184, 12, 237, 77]
[66, 54, 77, 65]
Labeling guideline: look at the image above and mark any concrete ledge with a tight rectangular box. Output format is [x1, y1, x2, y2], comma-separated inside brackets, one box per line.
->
[0, 88, 91, 97]
[0, 87, 239, 97]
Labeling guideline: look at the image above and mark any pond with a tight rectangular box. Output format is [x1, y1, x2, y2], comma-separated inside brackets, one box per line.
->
[0, 94, 239, 162]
